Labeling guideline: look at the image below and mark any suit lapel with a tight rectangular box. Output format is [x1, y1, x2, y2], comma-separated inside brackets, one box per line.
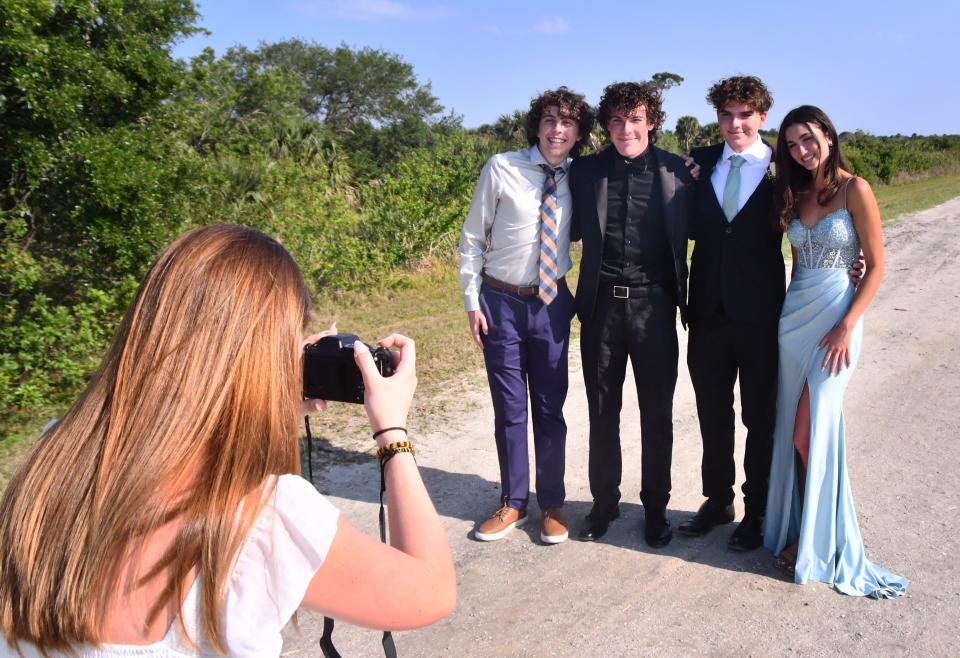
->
[656, 148, 680, 247]
[737, 140, 775, 215]
[658, 149, 675, 206]
[700, 143, 726, 217]
[740, 174, 773, 217]
[594, 148, 610, 240]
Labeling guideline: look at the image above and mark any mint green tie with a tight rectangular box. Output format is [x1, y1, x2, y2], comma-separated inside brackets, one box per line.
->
[722, 155, 746, 222]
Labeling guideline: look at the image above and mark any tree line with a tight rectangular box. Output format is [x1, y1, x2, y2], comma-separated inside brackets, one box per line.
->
[2, 0, 959, 423]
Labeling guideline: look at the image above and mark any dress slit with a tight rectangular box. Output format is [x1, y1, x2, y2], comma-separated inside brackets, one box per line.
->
[764, 259, 908, 598]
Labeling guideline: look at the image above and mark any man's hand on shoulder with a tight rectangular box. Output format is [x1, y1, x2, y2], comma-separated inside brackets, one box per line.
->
[848, 251, 866, 287]
[467, 309, 488, 349]
[668, 151, 695, 185]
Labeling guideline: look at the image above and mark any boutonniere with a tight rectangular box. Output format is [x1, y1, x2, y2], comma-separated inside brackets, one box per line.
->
[765, 162, 777, 180]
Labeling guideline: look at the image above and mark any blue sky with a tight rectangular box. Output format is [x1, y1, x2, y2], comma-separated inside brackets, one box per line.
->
[173, 0, 959, 136]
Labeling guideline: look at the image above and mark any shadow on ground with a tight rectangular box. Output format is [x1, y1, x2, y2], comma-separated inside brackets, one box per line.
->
[301, 437, 785, 582]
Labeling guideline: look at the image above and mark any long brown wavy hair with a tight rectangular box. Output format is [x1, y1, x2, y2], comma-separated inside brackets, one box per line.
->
[0, 225, 310, 653]
[774, 105, 850, 231]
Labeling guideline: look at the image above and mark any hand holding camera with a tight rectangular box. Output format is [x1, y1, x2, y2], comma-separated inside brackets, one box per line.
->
[303, 332, 416, 446]
[355, 334, 417, 446]
[303, 332, 394, 404]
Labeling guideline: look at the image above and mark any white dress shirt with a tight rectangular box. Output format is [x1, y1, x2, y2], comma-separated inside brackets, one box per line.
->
[710, 137, 773, 216]
[458, 145, 573, 311]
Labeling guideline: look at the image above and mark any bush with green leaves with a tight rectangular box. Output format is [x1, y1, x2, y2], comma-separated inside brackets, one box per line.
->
[3, 6, 959, 431]
[1, 0, 201, 419]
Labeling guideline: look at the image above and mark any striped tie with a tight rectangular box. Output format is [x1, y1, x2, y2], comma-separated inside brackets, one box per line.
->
[538, 165, 560, 305]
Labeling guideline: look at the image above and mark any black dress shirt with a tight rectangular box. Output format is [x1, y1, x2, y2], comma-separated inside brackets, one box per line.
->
[600, 147, 675, 288]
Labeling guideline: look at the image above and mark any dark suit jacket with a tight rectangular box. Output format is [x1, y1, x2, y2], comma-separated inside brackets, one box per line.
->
[687, 142, 785, 326]
[570, 145, 693, 326]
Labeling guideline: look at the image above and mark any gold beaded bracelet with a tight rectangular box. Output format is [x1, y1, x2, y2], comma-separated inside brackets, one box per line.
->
[377, 440, 416, 465]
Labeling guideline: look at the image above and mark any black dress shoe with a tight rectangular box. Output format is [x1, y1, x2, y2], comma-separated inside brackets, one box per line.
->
[644, 509, 673, 548]
[678, 499, 736, 537]
[577, 503, 620, 542]
[728, 514, 764, 552]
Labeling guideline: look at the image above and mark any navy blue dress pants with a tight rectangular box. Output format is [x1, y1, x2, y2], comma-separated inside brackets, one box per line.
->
[479, 279, 575, 511]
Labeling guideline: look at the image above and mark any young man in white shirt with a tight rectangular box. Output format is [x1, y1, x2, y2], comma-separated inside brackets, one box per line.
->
[459, 87, 594, 544]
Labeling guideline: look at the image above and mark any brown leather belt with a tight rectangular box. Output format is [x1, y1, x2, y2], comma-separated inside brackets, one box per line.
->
[483, 273, 564, 297]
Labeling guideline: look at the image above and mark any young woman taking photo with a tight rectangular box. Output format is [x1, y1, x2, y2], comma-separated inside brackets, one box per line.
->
[0, 224, 455, 656]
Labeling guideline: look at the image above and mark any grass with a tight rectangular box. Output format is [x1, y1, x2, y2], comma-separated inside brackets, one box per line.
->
[4, 172, 960, 487]
[304, 260, 489, 449]
[875, 172, 960, 221]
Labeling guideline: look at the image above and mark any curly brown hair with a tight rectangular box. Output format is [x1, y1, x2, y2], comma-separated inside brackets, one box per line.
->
[706, 75, 773, 113]
[525, 87, 596, 157]
[597, 81, 665, 144]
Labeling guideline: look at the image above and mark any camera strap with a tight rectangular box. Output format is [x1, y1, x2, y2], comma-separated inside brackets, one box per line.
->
[304, 416, 398, 658]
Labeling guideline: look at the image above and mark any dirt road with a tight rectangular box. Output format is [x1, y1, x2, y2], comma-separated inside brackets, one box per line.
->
[283, 198, 960, 657]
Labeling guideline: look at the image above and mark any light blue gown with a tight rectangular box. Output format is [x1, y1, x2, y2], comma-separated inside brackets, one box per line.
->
[763, 202, 908, 599]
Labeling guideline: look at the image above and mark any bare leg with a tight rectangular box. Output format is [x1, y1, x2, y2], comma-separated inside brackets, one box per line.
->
[777, 382, 811, 576]
[792, 382, 811, 469]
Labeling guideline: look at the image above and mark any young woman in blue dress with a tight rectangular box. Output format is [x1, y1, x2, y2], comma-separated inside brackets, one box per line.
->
[763, 105, 908, 598]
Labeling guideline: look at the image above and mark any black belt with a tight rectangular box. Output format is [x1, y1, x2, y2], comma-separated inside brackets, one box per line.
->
[603, 282, 664, 299]
[483, 274, 565, 297]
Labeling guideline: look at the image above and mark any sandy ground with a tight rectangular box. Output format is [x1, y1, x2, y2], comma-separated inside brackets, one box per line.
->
[282, 198, 960, 657]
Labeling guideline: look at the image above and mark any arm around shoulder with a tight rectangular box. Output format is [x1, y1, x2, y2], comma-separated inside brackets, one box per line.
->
[568, 157, 585, 242]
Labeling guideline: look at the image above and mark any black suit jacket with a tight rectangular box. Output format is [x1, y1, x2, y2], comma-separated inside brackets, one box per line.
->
[687, 142, 785, 326]
[570, 145, 693, 327]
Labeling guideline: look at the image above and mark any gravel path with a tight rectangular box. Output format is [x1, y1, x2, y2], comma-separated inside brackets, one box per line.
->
[283, 198, 960, 657]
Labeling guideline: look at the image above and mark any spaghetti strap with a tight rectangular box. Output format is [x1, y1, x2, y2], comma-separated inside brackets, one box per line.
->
[842, 176, 856, 210]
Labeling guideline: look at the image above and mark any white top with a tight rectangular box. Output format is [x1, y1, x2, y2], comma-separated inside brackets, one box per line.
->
[7, 475, 340, 658]
[710, 137, 773, 215]
[458, 145, 573, 311]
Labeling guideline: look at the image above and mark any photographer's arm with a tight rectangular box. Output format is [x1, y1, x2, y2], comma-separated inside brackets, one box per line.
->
[300, 335, 456, 630]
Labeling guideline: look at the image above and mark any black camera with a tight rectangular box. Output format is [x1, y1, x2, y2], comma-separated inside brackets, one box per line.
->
[303, 333, 394, 404]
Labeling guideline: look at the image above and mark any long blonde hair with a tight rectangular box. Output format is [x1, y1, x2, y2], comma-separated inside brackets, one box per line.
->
[1, 224, 310, 653]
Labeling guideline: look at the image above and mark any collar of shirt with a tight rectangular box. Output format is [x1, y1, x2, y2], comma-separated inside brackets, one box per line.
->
[528, 145, 570, 178]
[610, 146, 653, 175]
[719, 137, 772, 167]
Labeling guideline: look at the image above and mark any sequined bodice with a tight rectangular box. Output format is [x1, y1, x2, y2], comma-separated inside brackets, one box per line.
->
[787, 209, 860, 269]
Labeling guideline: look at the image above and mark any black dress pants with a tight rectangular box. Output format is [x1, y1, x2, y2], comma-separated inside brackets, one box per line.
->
[686, 313, 778, 517]
[581, 284, 678, 512]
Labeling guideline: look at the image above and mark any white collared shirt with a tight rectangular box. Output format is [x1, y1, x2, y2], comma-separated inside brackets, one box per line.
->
[458, 145, 573, 311]
[710, 137, 773, 215]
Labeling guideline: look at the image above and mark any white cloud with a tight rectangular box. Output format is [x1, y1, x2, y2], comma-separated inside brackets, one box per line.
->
[481, 16, 571, 37]
[533, 17, 569, 35]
